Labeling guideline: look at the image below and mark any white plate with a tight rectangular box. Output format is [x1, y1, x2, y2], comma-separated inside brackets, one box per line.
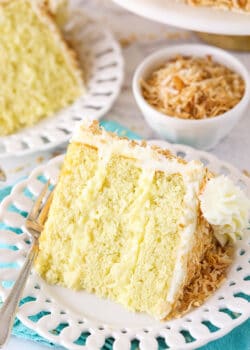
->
[0, 9, 124, 158]
[113, 0, 250, 35]
[0, 141, 249, 350]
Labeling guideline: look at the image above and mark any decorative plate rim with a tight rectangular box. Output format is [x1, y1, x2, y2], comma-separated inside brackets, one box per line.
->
[0, 141, 249, 350]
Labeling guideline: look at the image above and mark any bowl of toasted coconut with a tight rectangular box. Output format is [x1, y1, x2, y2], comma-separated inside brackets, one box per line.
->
[133, 44, 250, 150]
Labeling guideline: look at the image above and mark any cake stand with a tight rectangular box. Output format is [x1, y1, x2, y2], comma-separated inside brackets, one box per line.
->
[113, 0, 250, 50]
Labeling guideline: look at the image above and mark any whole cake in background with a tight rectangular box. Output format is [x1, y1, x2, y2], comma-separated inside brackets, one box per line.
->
[0, 0, 84, 136]
[183, 0, 250, 13]
[35, 121, 250, 320]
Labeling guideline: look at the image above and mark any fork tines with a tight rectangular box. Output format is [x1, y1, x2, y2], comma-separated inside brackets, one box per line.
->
[26, 181, 53, 231]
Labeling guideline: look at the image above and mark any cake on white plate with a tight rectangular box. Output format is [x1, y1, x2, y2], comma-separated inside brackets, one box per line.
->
[0, 0, 84, 136]
[35, 121, 250, 320]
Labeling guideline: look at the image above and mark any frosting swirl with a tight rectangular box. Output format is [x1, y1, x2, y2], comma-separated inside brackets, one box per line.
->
[199, 175, 250, 246]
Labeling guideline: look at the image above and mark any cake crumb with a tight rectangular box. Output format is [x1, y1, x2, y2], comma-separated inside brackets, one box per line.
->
[36, 156, 45, 164]
[243, 169, 250, 178]
[0, 167, 6, 181]
[51, 150, 63, 158]
[119, 33, 137, 47]
[13, 166, 25, 173]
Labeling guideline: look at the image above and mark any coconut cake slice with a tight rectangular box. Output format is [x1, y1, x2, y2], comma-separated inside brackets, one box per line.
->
[0, 0, 84, 136]
[35, 121, 249, 320]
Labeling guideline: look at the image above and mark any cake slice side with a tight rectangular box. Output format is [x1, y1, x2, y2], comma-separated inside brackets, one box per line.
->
[31, 0, 84, 89]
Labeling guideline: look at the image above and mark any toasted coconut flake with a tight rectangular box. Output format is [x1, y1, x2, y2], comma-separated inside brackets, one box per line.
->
[185, 0, 250, 12]
[167, 239, 233, 319]
[243, 169, 250, 178]
[141, 55, 245, 120]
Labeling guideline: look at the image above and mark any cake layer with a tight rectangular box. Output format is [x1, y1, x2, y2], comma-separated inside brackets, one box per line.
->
[0, 0, 84, 135]
[35, 122, 207, 319]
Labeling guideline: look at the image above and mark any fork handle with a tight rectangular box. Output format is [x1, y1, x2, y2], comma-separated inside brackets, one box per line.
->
[0, 241, 39, 347]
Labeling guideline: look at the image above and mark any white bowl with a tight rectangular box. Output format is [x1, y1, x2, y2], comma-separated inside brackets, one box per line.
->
[133, 44, 250, 150]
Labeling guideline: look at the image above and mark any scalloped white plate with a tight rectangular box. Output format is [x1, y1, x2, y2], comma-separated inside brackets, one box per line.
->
[0, 9, 124, 158]
[0, 141, 249, 350]
[113, 0, 250, 35]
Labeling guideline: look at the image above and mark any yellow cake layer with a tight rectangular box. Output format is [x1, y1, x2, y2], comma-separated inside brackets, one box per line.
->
[0, 0, 84, 136]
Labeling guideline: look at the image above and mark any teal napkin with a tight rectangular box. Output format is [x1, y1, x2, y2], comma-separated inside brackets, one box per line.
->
[0, 121, 249, 350]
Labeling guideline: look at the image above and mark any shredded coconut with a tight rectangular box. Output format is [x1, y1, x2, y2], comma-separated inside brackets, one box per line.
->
[167, 239, 233, 319]
[141, 55, 245, 120]
[185, 0, 250, 12]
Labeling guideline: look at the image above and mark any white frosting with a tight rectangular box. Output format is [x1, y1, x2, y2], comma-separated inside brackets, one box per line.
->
[72, 123, 205, 312]
[165, 165, 204, 305]
[200, 175, 250, 246]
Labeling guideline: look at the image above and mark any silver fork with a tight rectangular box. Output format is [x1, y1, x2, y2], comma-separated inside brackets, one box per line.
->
[0, 181, 53, 347]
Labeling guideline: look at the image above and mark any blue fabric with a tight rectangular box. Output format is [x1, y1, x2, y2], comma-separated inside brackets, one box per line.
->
[0, 120, 249, 349]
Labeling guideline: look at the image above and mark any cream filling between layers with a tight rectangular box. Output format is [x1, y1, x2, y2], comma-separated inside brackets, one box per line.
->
[72, 123, 205, 315]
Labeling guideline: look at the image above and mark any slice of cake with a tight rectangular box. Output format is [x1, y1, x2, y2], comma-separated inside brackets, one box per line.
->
[35, 121, 250, 320]
[0, 0, 84, 136]
[184, 0, 250, 13]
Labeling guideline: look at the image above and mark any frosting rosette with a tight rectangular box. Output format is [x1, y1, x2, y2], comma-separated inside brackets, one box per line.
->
[199, 175, 250, 246]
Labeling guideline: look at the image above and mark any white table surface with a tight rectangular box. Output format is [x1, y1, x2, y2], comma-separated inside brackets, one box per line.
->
[1, 0, 250, 349]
